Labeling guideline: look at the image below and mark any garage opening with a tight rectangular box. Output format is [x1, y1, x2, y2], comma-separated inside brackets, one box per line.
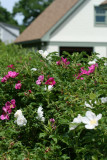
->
[60, 47, 93, 56]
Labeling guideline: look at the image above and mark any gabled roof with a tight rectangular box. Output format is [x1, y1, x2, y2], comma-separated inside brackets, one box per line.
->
[101, 0, 107, 5]
[0, 22, 18, 37]
[15, 0, 83, 44]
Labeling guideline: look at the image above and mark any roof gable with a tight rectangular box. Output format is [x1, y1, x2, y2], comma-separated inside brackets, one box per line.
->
[15, 0, 86, 43]
[101, 0, 107, 5]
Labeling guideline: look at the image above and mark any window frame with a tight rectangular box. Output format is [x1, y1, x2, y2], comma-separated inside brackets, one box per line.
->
[94, 6, 107, 26]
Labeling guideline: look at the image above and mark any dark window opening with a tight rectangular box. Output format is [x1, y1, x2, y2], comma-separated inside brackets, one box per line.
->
[60, 47, 93, 56]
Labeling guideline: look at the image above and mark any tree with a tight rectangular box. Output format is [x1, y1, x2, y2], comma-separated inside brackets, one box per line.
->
[0, 6, 18, 26]
[12, 0, 54, 27]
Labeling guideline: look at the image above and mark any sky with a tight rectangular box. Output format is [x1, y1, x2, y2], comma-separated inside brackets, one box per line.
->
[0, 0, 24, 24]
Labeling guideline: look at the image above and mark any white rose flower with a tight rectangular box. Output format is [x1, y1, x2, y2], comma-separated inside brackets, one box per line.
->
[31, 68, 37, 71]
[69, 114, 82, 130]
[39, 50, 49, 58]
[85, 100, 96, 108]
[16, 115, 27, 127]
[44, 85, 53, 91]
[81, 111, 102, 129]
[88, 59, 97, 65]
[101, 97, 107, 103]
[14, 110, 23, 118]
[36, 106, 45, 122]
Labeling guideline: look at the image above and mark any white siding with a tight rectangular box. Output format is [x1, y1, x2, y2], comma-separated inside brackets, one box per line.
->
[46, 45, 59, 53]
[5, 26, 19, 36]
[94, 46, 107, 58]
[2, 29, 17, 44]
[50, 0, 107, 43]
[46, 0, 107, 58]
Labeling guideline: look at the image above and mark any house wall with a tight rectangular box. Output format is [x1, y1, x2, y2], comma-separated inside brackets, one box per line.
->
[48, 0, 107, 57]
[0, 27, 2, 40]
[5, 26, 19, 37]
[2, 28, 17, 44]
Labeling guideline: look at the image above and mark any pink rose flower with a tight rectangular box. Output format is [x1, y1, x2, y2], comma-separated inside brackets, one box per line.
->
[38, 75, 44, 81]
[45, 77, 56, 86]
[7, 64, 15, 69]
[36, 80, 41, 85]
[1, 77, 7, 83]
[0, 113, 9, 120]
[36, 75, 44, 85]
[15, 82, 22, 89]
[56, 57, 70, 66]
[8, 71, 19, 78]
[0, 99, 16, 120]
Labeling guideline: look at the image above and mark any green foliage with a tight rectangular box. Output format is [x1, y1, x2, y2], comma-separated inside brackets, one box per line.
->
[12, 0, 54, 27]
[0, 42, 107, 159]
[0, 6, 18, 26]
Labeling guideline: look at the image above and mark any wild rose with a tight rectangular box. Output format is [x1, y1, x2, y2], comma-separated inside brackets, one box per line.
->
[50, 118, 55, 123]
[56, 57, 70, 66]
[36, 106, 45, 122]
[61, 57, 70, 65]
[0, 99, 16, 120]
[0, 113, 9, 120]
[16, 115, 27, 127]
[69, 114, 82, 130]
[45, 77, 56, 86]
[38, 75, 44, 81]
[50, 118, 56, 129]
[44, 85, 53, 91]
[14, 110, 23, 118]
[8, 71, 19, 78]
[1, 76, 7, 83]
[15, 82, 22, 89]
[28, 90, 32, 93]
[81, 111, 102, 129]
[7, 64, 15, 69]
[39, 50, 49, 58]
[36, 75, 44, 85]
[31, 68, 37, 71]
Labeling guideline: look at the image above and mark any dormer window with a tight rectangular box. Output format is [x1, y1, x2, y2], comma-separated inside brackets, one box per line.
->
[95, 6, 107, 25]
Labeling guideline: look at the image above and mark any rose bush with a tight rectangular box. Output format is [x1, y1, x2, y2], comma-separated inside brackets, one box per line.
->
[0, 42, 107, 160]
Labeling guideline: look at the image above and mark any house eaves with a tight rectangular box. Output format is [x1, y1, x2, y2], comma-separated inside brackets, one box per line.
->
[0, 23, 18, 37]
[15, 0, 86, 44]
[100, 0, 107, 9]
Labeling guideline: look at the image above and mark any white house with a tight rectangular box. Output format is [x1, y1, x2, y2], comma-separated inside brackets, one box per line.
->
[0, 22, 19, 44]
[15, 0, 107, 58]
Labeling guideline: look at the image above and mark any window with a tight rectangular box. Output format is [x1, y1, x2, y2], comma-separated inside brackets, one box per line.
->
[95, 6, 107, 25]
[60, 47, 93, 56]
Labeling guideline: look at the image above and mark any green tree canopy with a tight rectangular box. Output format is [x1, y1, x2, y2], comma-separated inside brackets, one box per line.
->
[12, 0, 54, 26]
[0, 6, 18, 26]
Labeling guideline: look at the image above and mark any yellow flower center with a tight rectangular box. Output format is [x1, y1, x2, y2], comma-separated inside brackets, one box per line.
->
[90, 119, 96, 125]
[10, 104, 13, 108]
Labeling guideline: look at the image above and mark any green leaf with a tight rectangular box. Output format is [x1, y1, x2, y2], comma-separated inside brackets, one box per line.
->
[89, 92, 96, 100]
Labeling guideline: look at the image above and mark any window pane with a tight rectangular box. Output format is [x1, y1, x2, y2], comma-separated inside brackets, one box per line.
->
[96, 16, 105, 22]
[95, 7, 105, 14]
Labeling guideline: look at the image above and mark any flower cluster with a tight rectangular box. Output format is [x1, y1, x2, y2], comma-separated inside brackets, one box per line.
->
[39, 50, 49, 58]
[36, 106, 45, 122]
[36, 75, 44, 85]
[76, 63, 98, 80]
[56, 57, 70, 66]
[14, 110, 27, 127]
[15, 81, 22, 89]
[50, 118, 56, 129]
[0, 99, 16, 120]
[1, 71, 19, 83]
[69, 111, 102, 130]
[7, 64, 15, 69]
